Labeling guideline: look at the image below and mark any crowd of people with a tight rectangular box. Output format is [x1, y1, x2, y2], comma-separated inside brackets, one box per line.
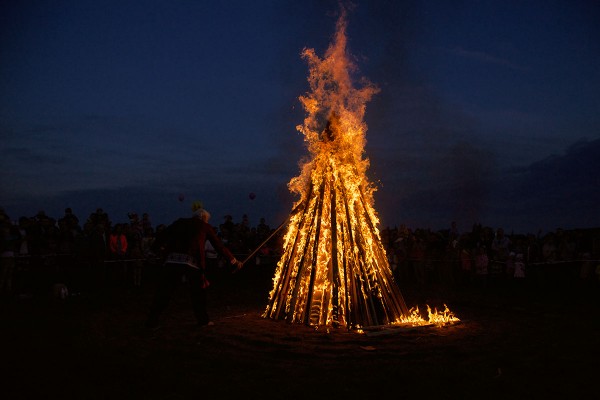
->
[381, 221, 600, 292]
[0, 206, 281, 299]
[1, 205, 599, 301]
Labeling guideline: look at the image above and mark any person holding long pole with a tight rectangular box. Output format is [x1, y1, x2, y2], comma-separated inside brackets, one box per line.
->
[146, 201, 243, 329]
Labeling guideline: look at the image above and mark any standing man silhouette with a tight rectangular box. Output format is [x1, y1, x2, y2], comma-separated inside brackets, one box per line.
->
[146, 201, 243, 328]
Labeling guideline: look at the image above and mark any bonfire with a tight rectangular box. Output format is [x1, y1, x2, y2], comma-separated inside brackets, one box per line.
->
[263, 8, 458, 330]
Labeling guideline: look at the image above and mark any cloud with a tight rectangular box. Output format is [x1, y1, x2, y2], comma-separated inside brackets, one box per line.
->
[446, 46, 529, 72]
[495, 138, 600, 231]
[369, 132, 600, 234]
[439, 138, 600, 232]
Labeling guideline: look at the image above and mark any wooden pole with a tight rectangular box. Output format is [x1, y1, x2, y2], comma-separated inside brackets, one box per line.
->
[330, 174, 340, 326]
[267, 185, 314, 320]
[284, 182, 320, 321]
[304, 178, 326, 325]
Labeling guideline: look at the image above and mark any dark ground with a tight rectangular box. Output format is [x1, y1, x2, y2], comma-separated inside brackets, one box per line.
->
[1, 261, 598, 400]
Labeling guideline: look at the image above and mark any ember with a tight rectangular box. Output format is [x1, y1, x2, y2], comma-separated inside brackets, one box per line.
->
[263, 8, 458, 330]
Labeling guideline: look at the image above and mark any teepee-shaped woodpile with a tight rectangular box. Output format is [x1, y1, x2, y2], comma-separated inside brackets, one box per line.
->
[263, 10, 409, 329]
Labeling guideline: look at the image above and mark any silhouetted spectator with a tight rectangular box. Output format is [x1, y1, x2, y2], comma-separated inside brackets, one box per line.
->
[127, 213, 144, 287]
[490, 228, 511, 286]
[87, 222, 108, 291]
[146, 203, 243, 328]
[141, 212, 153, 237]
[474, 245, 489, 290]
[0, 214, 20, 297]
[409, 234, 427, 286]
[60, 208, 81, 233]
[542, 233, 557, 263]
[256, 217, 270, 242]
[108, 223, 128, 284]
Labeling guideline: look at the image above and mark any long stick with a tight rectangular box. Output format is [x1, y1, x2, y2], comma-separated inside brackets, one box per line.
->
[241, 222, 286, 265]
[235, 214, 294, 271]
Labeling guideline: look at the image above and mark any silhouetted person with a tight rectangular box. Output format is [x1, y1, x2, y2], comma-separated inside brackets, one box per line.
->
[88, 222, 107, 291]
[146, 202, 243, 328]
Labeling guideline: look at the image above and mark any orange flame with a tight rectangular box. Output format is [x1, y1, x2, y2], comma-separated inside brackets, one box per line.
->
[396, 304, 460, 327]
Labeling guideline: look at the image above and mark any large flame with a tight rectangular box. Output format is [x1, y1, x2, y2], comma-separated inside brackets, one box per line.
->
[263, 8, 458, 330]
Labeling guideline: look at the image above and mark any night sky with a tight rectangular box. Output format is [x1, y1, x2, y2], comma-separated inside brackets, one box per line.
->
[1, 0, 599, 234]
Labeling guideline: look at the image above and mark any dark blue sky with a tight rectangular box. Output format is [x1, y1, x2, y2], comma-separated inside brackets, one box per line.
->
[1, 0, 599, 233]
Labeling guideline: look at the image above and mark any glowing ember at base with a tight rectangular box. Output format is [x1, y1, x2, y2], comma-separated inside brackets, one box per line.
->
[263, 7, 458, 330]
